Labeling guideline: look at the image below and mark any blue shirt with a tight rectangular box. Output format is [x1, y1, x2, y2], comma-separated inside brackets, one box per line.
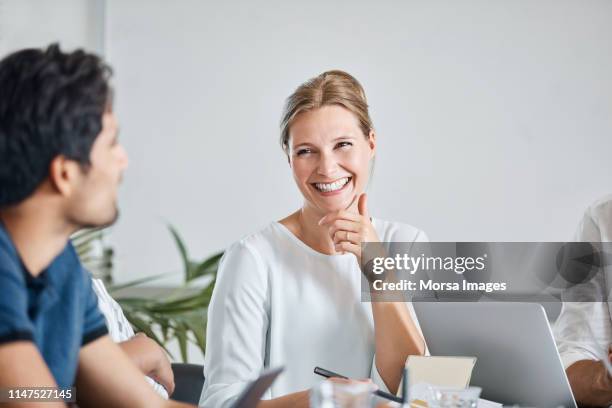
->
[0, 224, 108, 387]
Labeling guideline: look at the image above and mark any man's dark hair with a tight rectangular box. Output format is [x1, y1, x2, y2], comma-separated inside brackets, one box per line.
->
[0, 43, 112, 207]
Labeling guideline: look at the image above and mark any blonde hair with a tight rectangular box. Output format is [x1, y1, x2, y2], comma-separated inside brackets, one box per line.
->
[280, 70, 374, 156]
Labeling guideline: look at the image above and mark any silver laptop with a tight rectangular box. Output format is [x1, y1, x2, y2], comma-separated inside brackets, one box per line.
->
[413, 302, 576, 407]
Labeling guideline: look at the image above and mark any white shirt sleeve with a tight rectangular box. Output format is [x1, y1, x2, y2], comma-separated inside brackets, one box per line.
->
[92, 278, 169, 399]
[200, 241, 270, 408]
[554, 209, 612, 369]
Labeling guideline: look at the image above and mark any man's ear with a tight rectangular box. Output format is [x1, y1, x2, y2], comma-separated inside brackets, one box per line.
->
[368, 130, 377, 158]
[48, 156, 82, 196]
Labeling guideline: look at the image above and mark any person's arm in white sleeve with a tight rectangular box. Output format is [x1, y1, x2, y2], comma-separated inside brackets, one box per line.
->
[92, 278, 171, 398]
[554, 208, 612, 406]
[199, 242, 311, 408]
[199, 241, 270, 408]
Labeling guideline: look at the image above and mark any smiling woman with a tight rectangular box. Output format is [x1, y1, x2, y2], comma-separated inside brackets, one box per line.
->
[287, 105, 371, 217]
[200, 70, 427, 408]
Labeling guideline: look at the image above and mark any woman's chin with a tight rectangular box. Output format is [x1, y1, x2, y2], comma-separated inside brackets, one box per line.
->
[312, 196, 356, 214]
[306, 183, 358, 213]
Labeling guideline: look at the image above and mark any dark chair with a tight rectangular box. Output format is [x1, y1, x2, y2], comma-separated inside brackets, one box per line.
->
[170, 363, 205, 405]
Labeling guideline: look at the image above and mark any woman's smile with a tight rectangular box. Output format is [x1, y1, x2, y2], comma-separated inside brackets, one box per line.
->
[311, 176, 352, 195]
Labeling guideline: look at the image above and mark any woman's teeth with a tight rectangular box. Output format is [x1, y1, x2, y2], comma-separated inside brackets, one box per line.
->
[314, 177, 350, 192]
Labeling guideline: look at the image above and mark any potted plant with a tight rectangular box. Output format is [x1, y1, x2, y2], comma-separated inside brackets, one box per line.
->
[73, 226, 223, 362]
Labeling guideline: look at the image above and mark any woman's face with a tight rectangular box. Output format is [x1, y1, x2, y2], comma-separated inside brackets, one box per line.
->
[288, 105, 375, 216]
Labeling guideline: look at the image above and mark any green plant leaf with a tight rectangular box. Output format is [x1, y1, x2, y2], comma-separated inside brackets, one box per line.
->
[80, 224, 223, 362]
[175, 325, 189, 363]
[72, 229, 104, 255]
[108, 272, 172, 293]
[200, 279, 216, 303]
[122, 310, 172, 357]
[183, 314, 206, 353]
[147, 299, 208, 314]
[72, 228, 103, 244]
[160, 318, 170, 343]
[167, 224, 190, 277]
[187, 252, 223, 282]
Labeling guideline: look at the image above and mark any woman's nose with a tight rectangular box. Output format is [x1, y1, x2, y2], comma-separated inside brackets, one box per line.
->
[317, 152, 339, 177]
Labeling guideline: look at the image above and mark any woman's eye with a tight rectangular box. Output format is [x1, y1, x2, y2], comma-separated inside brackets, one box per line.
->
[336, 141, 353, 149]
[296, 148, 312, 156]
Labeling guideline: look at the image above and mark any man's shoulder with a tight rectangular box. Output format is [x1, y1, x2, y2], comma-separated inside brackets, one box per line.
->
[0, 227, 26, 287]
[46, 241, 91, 294]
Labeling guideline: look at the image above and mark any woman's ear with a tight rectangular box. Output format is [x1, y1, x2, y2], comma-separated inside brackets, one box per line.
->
[368, 130, 377, 158]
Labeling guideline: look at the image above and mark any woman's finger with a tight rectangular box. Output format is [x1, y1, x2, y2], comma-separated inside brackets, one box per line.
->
[319, 209, 362, 226]
[329, 220, 361, 238]
[333, 229, 361, 245]
[328, 377, 352, 384]
[335, 240, 360, 256]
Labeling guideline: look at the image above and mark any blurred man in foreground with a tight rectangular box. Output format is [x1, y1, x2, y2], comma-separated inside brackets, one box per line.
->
[0, 44, 193, 408]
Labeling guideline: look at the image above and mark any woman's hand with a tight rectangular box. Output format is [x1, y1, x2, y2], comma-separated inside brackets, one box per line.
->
[319, 193, 380, 259]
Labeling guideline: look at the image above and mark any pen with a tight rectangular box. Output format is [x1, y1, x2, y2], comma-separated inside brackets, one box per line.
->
[313, 366, 404, 404]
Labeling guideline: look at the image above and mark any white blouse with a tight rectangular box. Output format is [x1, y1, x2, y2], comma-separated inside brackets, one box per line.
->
[200, 219, 426, 407]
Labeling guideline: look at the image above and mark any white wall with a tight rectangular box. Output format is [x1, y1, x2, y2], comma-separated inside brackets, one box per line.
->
[1, 0, 610, 366]
[0, 0, 104, 55]
[2, 1, 610, 283]
[105, 0, 612, 286]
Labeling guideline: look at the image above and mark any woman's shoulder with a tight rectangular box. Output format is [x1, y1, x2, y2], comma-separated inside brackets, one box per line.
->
[223, 222, 290, 260]
[372, 218, 428, 243]
[214, 224, 283, 288]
